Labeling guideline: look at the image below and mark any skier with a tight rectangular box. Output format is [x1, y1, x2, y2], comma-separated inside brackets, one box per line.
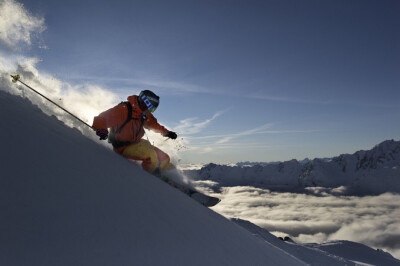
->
[92, 90, 177, 175]
[10, 75, 220, 206]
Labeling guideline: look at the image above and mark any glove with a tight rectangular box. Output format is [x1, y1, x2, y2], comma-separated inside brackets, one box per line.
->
[165, 131, 177, 139]
[96, 129, 108, 140]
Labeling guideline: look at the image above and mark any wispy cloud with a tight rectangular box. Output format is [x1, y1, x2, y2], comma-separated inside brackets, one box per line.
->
[67, 75, 216, 95]
[216, 123, 274, 144]
[121, 78, 213, 94]
[181, 125, 319, 156]
[245, 93, 336, 105]
[186, 129, 320, 140]
[175, 109, 229, 135]
[0, 0, 46, 48]
[185, 144, 275, 155]
[246, 92, 399, 109]
[181, 123, 274, 155]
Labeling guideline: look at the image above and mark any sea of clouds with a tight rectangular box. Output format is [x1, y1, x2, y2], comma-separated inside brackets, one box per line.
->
[208, 185, 400, 259]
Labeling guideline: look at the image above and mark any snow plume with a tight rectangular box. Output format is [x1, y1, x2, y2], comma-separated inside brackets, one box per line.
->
[0, 0, 118, 138]
[212, 186, 400, 259]
[0, 57, 118, 135]
[144, 129, 190, 184]
[0, 0, 45, 48]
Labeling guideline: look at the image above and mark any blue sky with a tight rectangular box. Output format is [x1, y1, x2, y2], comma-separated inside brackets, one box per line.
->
[7, 0, 400, 163]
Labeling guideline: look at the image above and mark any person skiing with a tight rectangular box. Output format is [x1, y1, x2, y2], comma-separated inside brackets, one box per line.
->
[92, 90, 177, 175]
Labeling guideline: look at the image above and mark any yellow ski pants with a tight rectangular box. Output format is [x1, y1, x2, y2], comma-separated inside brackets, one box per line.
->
[120, 139, 174, 174]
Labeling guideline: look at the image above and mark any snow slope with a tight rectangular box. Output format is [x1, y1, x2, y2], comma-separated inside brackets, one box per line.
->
[0, 90, 301, 265]
[185, 140, 400, 195]
[1, 88, 399, 265]
[234, 219, 400, 266]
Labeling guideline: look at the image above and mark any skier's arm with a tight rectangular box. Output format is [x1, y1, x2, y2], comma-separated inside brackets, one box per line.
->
[92, 104, 126, 130]
[144, 113, 169, 135]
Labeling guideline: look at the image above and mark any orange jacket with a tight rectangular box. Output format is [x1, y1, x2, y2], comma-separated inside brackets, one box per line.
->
[92, 95, 168, 145]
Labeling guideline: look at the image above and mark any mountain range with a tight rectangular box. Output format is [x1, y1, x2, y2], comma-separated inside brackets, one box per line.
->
[185, 140, 400, 195]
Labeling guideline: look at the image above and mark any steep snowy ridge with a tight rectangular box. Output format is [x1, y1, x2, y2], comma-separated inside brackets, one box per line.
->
[185, 140, 400, 195]
[1, 88, 399, 265]
[0, 89, 302, 265]
[355, 140, 400, 170]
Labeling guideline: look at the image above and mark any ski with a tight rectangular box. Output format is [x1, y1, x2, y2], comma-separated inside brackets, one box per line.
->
[160, 176, 220, 207]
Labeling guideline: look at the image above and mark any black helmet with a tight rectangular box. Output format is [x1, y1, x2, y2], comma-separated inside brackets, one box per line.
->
[138, 90, 159, 112]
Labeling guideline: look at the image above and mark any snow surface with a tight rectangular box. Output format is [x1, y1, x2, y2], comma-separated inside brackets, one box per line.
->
[1, 88, 399, 265]
[234, 219, 400, 266]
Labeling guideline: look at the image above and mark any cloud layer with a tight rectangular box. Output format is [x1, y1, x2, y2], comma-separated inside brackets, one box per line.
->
[0, 0, 45, 48]
[209, 186, 400, 259]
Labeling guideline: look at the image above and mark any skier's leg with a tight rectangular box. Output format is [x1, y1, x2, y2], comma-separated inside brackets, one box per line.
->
[154, 146, 175, 172]
[121, 139, 159, 173]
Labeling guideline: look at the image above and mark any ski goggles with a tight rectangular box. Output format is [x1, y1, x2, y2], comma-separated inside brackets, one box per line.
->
[140, 94, 158, 113]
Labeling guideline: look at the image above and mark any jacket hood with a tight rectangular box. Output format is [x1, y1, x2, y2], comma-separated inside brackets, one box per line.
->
[127, 95, 138, 105]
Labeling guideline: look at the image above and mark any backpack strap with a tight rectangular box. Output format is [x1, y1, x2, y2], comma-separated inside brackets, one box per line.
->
[115, 101, 133, 134]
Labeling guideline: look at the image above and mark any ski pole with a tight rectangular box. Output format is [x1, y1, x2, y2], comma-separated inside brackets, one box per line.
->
[10, 74, 93, 129]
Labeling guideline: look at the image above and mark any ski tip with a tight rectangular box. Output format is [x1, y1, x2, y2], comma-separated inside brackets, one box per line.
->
[206, 197, 221, 207]
[191, 192, 221, 207]
[11, 74, 20, 83]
